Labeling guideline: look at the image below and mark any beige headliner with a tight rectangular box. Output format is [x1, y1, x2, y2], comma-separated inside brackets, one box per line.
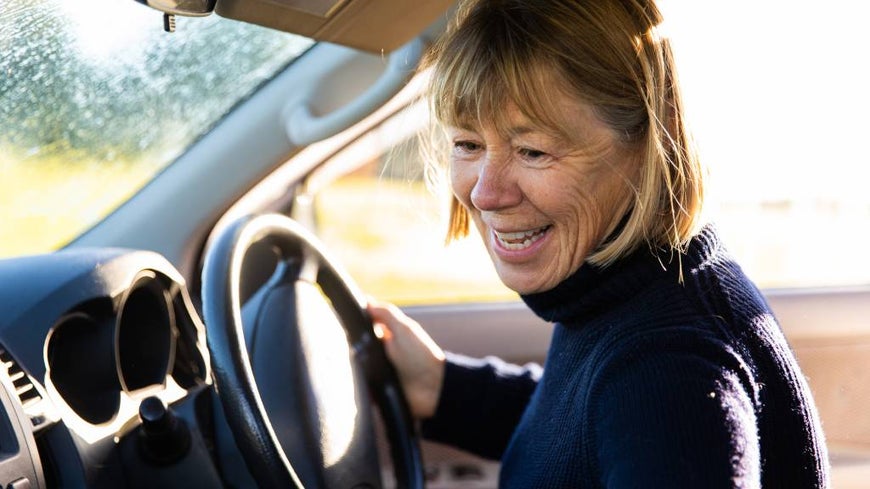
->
[216, 0, 454, 53]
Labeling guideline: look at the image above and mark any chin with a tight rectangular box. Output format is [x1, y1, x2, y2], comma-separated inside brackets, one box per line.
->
[498, 272, 550, 295]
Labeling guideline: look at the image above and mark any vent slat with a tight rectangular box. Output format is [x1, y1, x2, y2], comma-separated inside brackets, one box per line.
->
[20, 391, 41, 404]
[0, 347, 43, 411]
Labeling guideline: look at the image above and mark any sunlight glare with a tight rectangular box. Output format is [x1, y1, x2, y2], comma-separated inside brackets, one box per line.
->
[61, 0, 155, 63]
[297, 285, 359, 468]
[659, 0, 870, 286]
[660, 0, 870, 204]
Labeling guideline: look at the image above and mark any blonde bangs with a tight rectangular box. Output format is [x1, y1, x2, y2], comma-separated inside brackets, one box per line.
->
[427, 11, 574, 142]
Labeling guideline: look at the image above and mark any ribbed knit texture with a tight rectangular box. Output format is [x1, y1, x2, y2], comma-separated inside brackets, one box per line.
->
[422, 225, 829, 488]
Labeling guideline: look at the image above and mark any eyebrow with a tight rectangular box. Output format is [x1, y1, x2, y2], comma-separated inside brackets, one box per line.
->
[507, 125, 568, 143]
[506, 126, 537, 136]
[450, 122, 562, 141]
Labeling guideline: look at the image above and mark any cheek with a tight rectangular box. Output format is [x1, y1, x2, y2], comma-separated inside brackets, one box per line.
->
[587, 172, 636, 242]
[549, 168, 630, 244]
[449, 161, 475, 207]
[547, 169, 603, 220]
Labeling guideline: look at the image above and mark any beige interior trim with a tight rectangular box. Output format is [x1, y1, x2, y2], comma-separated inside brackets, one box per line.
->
[215, 0, 454, 53]
[275, 0, 350, 18]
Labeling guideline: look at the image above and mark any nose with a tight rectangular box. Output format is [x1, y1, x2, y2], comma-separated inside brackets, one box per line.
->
[469, 156, 523, 211]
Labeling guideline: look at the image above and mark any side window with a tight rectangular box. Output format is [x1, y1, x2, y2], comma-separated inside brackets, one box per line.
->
[304, 0, 870, 305]
[665, 2, 870, 289]
[310, 104, 515, 305]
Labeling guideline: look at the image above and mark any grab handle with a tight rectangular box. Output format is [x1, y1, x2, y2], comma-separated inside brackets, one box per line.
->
[284, 38, 424, 146]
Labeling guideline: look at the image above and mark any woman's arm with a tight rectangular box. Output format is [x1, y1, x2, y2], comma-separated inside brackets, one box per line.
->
[422, 353, 542, 460]
[368, 300, 446, 419]
[369, 300, 542, 460]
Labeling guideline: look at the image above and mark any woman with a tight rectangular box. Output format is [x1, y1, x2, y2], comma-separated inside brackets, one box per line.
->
[369, 0, 829, 487]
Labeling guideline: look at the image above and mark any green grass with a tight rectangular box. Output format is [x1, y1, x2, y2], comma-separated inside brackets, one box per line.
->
[0, 151, 160, 258]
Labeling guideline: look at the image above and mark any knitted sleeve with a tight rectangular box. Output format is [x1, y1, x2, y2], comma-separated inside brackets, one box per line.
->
[590, 334, 761, 488]
[421, 352, 542, 460]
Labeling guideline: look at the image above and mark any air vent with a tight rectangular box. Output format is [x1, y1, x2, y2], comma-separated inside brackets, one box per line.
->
[0, 347, 44, 422]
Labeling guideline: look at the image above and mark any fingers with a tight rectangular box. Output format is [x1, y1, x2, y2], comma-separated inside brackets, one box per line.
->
[368, 298, 408, 332]
[372, 322, 390, 341]
[378, 308, 444, 363]
[366, 297, 446, 419]
[369, 299, 430, 351]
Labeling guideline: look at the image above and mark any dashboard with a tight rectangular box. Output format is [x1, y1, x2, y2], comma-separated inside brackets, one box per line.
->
[0, 248, 216, 488]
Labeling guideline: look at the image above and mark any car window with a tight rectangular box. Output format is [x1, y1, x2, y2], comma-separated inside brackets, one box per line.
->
[312, 0, 870, 305]
[0, 0, 313, 259]
[661, 0, 870, 288]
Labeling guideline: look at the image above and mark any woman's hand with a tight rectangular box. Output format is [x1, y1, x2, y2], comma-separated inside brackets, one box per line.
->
[368, 298, 446, 419]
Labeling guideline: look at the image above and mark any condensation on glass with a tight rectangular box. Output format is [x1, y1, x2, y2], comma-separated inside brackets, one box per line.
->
[0, 0, 313, 256]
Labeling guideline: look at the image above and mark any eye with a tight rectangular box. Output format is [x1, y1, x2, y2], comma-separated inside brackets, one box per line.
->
[515, 146, 556, 169]
[518, 147, 547, 159]
[453, 140, 482, 153]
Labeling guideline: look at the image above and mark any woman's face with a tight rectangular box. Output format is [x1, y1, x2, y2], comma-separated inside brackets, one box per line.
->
[449, 95, 639, 294]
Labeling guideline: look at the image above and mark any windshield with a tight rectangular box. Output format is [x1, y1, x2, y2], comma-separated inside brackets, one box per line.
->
[0, 0, 313, 258]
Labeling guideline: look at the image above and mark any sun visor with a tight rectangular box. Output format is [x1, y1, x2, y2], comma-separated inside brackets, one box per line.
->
[215, 0, 453, 53]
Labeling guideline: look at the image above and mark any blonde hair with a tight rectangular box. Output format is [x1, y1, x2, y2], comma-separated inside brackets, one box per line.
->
[425, 0, 704, 267]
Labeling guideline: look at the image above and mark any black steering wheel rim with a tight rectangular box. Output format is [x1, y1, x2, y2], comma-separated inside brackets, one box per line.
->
[202, 213, 424, 489]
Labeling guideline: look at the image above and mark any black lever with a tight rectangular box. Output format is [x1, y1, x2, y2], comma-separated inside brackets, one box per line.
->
[137, 396, 191, 465]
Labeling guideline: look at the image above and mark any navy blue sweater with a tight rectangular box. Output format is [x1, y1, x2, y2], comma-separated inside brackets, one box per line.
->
[422, 226, 829, 488]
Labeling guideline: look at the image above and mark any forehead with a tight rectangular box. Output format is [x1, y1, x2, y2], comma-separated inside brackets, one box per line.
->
[449, 94, 613, 145]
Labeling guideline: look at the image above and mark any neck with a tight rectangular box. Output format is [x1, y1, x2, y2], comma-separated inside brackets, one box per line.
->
[520, 225, 720, 324]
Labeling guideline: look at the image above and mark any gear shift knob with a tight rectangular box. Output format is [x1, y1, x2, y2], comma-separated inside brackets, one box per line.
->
[137, 396, 191, 465]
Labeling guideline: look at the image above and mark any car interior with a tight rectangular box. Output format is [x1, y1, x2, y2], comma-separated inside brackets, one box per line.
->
[0, 0, 868, 488]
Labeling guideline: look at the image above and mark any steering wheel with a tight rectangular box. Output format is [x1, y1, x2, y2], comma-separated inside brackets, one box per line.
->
[202, 213, 424, 488]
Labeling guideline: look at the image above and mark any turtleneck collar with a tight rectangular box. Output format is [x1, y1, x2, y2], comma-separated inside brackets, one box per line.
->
[520, 225, 722, 325]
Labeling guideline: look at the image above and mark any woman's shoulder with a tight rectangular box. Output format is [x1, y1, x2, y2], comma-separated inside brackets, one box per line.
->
[574, 299, 825, 487]
[586, 325, 753, 394]
[577, 322, 765, 486]
[585, 317, 759, 401]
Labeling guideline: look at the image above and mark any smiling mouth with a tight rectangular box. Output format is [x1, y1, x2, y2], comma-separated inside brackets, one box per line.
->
[493, 226, 551, 251]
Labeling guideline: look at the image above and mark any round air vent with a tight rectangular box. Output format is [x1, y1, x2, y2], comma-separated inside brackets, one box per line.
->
[116, 271, 176, 394]
[46, 307, 120, 425]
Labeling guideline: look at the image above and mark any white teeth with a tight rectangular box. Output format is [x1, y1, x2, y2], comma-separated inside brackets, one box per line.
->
[494, 226, 549, 250]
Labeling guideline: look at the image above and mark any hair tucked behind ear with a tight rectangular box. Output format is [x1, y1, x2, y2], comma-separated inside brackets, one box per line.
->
[425, 0, 704, 265]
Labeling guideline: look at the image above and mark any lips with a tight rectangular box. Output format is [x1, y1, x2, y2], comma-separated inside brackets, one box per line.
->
[493, 225, 551, 251]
